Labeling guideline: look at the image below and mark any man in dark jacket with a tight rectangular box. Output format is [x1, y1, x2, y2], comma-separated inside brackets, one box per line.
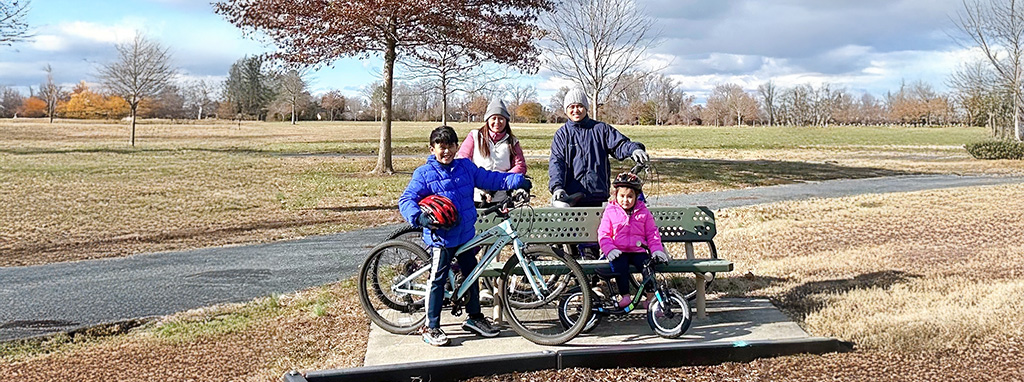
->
[549, 88, 649, 207]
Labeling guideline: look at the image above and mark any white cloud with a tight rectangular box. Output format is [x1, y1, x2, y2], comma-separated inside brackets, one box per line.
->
[31, 35, 68, 52]
[59, 21, 140, 44]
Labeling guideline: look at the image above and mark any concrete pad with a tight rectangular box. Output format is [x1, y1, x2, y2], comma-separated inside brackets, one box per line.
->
[364, 297, 808, 366]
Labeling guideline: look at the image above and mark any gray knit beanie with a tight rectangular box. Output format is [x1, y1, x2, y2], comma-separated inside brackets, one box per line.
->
[563, 88, 589, 113]
[484, 98, 510, 121]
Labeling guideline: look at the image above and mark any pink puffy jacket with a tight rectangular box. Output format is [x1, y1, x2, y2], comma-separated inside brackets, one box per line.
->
[597, 199, 665, 257]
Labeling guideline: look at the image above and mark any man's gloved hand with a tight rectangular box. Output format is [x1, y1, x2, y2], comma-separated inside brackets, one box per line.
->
[652, 250, 669, 262]
[416, 212, 433, 228]
[631, 149, 649, 164]
[606, 249, 622, 261]
[552, 188, 568, 201]
[519, 178, 532, 191]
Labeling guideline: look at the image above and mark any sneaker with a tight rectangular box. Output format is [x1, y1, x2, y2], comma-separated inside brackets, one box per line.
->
[617, 294, 632, 309]
[462, 317, 500, 338]
[421, 327, 450, 346]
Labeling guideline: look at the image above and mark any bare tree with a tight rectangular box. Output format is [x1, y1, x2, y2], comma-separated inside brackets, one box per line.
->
[38, 64, 63, 123]
[955, 0, 1024, 140]
[184, 78, 218, 120]
[541, 0, 660, 119]
[705, 83, 759, 126]
[320, 90, 346, 121]
[98, 33, 175, 146]
[400, 41, 510, 125]
[274, 68, 309, 124]
[505, 83, 537, 122]
[758, 81, 779, 126]
[0, 86, 24, 117]
[547, 86, 570, 123]
[1, 0, 31, 46]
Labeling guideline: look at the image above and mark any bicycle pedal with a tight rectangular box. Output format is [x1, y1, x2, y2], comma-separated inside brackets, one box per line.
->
[451, 306, 463, 317]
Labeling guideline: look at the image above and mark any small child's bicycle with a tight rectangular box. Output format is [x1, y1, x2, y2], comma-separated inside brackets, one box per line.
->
[358, 189, 593, 346]
[557, 242, 693, 338]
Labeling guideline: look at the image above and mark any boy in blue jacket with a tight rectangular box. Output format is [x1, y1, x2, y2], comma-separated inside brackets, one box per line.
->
[398, 125, 532, 346]
[549, 88, 649, 207]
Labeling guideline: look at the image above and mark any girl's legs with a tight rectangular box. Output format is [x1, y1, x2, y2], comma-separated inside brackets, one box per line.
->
[607, 254, 633, 296]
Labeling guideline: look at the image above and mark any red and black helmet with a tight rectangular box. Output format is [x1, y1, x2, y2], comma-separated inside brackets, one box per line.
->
[418, 194, 459, 230]
[612, 172, 643, 193]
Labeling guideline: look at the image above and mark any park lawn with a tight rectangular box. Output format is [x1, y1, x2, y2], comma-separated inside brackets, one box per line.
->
[3, 118, 1021, 266]
[2, 183, 1022, 381]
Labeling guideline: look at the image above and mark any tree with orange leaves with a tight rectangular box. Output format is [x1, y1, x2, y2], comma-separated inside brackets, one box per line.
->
[18, 97, 47, 117]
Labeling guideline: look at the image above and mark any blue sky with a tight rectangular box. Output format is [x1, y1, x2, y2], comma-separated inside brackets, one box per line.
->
[0, 0, 975, 105]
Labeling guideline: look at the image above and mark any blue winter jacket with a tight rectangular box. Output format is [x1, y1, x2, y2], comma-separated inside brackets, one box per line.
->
[399, 156, 526, 248]
[548, 117, 645, 205]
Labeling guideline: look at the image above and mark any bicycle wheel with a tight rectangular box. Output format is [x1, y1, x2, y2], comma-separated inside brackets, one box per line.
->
[385, 224, 426, 251]
[358, 239, 430, 334]
[503, 246, 570, 309]
[557, 286, 602, 333]
[647, 289, 691, 339]
[500, 248, 590, 345]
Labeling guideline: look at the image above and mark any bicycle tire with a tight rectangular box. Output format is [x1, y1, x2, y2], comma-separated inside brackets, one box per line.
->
[500, 248, 590, 345]
[403, 224, 501, 305]
[498, 245, 570, 309]
[385, 224, 426, 250]
[557, 286, 602, 333]
[647, 289, 691, 338]
[358, 239, 430, 334]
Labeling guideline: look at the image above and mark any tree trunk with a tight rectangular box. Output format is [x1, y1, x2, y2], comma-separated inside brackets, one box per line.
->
[1016, 104, 1022, 141]
[291, 99, 296, 125]
[440, 73, 448, 126]
[197, 105, 203, 120]
[130, 104, 137, 147]
[373, 35, 397, 174]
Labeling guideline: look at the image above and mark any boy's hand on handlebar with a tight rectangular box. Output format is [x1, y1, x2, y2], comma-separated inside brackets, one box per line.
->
[416, 213, 432, 228]
[518, 178, 532, 192]
[652, 250, 669, 262]
[552, 189, 567, 201]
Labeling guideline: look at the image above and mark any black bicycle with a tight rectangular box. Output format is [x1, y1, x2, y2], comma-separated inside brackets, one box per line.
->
[557, 242, 692, 339]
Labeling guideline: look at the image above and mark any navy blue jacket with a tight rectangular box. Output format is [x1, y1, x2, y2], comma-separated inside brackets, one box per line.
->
[548, 117, 644, 205]
[399, 156, 526, 248]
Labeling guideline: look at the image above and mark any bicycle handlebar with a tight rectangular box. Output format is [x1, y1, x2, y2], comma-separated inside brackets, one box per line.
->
[481, 188, 532, 217]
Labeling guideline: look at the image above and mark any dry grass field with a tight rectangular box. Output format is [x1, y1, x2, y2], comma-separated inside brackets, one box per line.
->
[3, 118, 1024, 381]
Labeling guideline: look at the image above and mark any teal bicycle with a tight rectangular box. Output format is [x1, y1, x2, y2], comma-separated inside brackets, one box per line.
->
[357, 190, 592, 345]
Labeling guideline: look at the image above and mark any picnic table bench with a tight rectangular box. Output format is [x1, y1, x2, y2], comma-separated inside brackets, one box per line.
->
[477, 205, 732, 319]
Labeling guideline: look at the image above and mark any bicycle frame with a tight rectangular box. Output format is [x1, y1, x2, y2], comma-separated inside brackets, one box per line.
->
[594, 260, 673, 315]
[388, 211, 550, 305]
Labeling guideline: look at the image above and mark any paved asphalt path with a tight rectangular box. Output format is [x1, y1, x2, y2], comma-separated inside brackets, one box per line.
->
[2, 174, 1023, 342]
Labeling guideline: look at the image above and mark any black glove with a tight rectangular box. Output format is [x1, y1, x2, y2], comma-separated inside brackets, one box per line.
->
[416, 212, 433, 228]
[519, 178, 533, 192]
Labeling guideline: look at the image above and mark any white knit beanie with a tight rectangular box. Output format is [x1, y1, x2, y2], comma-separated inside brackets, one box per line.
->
[484, 98, 510, 121]
[563, 88, 589, 113]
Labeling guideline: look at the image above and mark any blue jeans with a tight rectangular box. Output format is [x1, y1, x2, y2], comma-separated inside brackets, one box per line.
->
[608, 251, 650, 295]
[425, 246, 483, 329]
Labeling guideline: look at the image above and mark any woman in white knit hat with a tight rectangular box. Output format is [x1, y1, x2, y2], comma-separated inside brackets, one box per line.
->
[457, 97, 527, 207]
[548, 88, 649, 207]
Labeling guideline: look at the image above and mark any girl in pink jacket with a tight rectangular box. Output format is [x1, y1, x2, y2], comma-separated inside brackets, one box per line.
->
[598, 172, 670, 308]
